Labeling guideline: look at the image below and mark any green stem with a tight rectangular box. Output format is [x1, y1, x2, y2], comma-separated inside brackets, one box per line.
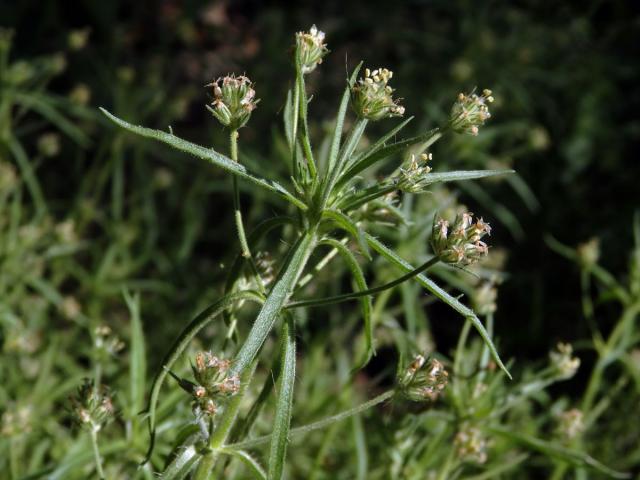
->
[230, 130, 252, 260]
[193, 452, 216, 480]
[287, 257, 439, 308]
[90, 429, 105, 479]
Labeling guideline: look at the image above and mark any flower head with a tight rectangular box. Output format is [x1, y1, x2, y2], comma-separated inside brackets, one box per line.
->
[295, 25, 329, 74]
[556, 408, 585, 442]
[189, 352, 240, 417]
[206, 74, 259, 130]
[69, 379, 115, 432]
[399, 355, 449, 402]
[351, 67, 404, 121]
[397, 153, 433, 193]
[549, 342, 580, 379]
[431, 213, 491, 266]
[449, 89, 494, 136]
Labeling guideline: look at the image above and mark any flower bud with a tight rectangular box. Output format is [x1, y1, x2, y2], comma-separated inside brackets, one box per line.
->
[449, 89, 494, 136]
[295, 25, 329, 74]
[206, 75, 259, 130]
[430, 213, 491, 266]
[351, 67, 404, 121]
[549, 342, 580, 379]
[397, 153, 433, 193]
[399, 355, 449, 402]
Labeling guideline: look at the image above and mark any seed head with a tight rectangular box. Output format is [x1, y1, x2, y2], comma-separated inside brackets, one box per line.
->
[399, 355, 449, 402]
[431, 213, 491, 266]
[206, 74, 259, 130]
[351, 67, 404, 121]
[449, 89, 494, 136]
[295, 25, 329, 74]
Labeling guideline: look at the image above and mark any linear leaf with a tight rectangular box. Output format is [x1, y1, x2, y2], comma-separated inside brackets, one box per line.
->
[417, 169, 514, 188]
[99, 108, 306, 211]
[231, 231, 316, 375]
[123, 289, 146, 416]
[322, 209, 371, 260]
[268, 314, 297, 480]
[142, 291, 263, 464]
[321, 238, 374, 366]
[342, 127, 441, 182]
[160, 445, 200, 480]
[220, 448, 267, 480]
[365, 234, 511, 379]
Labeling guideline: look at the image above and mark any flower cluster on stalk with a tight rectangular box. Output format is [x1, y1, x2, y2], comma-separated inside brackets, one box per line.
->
[206, 75, 259, 130]
[398, 354, 449, 402]
[189, 351, 240, 418]
[69, 379, 115, 433]
[351, 67, 405, 121]
[449, 89, 494, 136]
[454, 424, 489, 464]
[430, 213, 491, 266]
[295, 25, 329, 74]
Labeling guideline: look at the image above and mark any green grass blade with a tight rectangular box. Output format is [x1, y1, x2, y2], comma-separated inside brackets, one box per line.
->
[268, 314, 297, 480]
[220, 448, 267, 480]
[99, 108, 307, 211]
[321, 238, 374, 366]
[142, 291, 263, 464]
[365, 234, 511, 379]
[123, 289, 146, 417]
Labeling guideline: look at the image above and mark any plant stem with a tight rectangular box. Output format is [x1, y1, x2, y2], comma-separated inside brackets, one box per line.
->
[229, 130, 253, 260]
[90, 428, 105, 479]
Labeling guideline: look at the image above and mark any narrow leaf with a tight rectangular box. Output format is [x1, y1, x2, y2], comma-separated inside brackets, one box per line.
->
[417, 169, 514, 188]
[322, 209, 371, 260]
[366, 234, 511, 379]
[231, 231, 316, 375]
[160, 445, 200, 480]
[99, 108, 307, 211]
[268, 314, 297, 480]
[142, 291, 263, 464]
[123, 289, 146, 416]
[220, 448, 267, 480]
[321, 238, 374, 366]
